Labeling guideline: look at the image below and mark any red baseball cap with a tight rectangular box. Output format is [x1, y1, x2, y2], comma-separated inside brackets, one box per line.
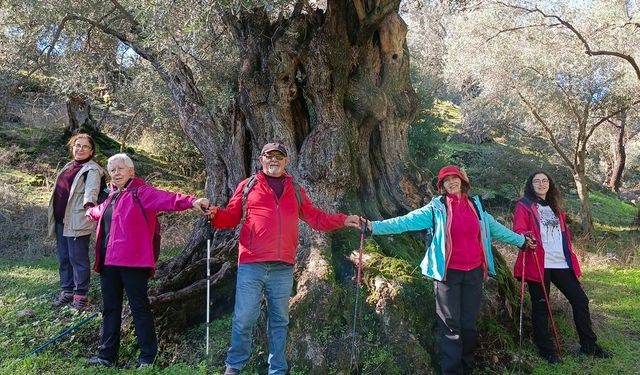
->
[436, 165, 470, 189]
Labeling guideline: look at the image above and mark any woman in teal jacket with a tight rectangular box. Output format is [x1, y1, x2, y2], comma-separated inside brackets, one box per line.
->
[365, 165, 531, 375]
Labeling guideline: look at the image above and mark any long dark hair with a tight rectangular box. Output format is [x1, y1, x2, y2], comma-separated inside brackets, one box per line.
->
[523, 171, 563, 215]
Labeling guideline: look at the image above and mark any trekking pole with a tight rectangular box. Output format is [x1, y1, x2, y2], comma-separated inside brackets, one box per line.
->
[531, 250, 563, 359]
[206, 222, 212, 357]
[350, 218, 367, 371]
[518, 250, 527, 350]
[30, 312, 98, 355]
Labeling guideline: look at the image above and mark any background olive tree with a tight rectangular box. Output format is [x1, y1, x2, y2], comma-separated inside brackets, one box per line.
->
[443, 0, 640, 237]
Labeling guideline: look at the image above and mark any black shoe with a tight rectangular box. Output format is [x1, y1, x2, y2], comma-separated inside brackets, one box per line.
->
[88, 355, 114, 367]
[540, 352, 562, 364]
[579, 344, 612, 358]
[224, 367, 240, 375]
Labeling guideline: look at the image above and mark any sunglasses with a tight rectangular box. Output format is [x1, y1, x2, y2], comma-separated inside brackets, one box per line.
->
[262, 153, 286, 161]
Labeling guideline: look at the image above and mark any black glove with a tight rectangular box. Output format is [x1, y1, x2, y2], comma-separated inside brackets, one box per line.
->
[360, 218, 372, 237]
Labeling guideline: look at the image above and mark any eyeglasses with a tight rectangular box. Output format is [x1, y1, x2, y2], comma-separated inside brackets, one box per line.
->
[532, 179, 549, 185]
[262, 153, 286, 161]
[73, 144, 93, 151]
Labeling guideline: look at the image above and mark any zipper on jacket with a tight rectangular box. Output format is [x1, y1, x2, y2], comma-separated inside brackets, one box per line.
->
[276, 195, 282, 261]
[442, 200, 452, 281]
[473, 199, 489, 280]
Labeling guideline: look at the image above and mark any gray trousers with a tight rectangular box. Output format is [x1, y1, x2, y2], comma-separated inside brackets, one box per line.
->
[55, 223, 91, 295]
[434, 267, 483, 375]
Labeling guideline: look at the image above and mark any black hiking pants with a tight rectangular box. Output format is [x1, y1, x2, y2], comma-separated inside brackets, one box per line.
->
[98, 265, 157, 364]
[527, 268, 597, 356]
[435, 267, 484, 375]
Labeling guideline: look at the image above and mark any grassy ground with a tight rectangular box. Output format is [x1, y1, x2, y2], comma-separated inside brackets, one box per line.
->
[0, 255, 228, 374]
[1, 257, 638, 374]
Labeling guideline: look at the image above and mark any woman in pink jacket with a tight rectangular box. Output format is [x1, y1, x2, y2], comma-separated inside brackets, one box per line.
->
[86, 153, 209, 369]
[513, 171, 610, 363]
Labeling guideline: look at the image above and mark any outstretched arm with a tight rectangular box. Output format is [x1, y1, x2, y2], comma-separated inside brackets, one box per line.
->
[370, 205, 435, 235]
[484, 211, 526, 248]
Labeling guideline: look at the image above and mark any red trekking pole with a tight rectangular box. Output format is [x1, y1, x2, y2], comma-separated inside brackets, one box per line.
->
[531, 249, 563, 359]
[518, 251, 527, 350]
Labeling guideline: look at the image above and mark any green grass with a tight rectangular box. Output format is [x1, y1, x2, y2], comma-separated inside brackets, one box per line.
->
[516, 268, 640, 375]
[564, 190, 638, 228]
[2, 256, 638, 374]
[0, 257, 234, 374]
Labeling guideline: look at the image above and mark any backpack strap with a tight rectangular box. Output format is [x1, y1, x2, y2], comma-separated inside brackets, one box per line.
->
[240, 175, 259, 224]
[240, 174, 303, 224]
[470, 195, 484, 221]
[128, 186, 149, 224]
[292, 181, 303, 216]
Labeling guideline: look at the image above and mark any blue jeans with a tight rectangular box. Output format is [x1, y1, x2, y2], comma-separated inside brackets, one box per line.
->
[225, 262, 294, 375]
[55, 223, 91, 295]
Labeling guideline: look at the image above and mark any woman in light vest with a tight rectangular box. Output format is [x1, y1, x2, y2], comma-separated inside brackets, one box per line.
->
[47, 133, 104, 310]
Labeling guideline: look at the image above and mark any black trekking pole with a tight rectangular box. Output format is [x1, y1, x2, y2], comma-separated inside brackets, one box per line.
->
[350, 218, 367, 371]
[30, 312, 98, 356]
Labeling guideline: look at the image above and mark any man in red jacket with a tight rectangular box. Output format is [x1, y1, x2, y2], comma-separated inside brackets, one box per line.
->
[210, 142, 360, 375]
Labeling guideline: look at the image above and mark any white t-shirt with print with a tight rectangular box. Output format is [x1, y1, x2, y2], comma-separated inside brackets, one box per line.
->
[537, 204, 569, 269]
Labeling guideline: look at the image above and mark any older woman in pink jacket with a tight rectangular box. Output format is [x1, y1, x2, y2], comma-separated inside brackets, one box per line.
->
[86, 153, 209, 369]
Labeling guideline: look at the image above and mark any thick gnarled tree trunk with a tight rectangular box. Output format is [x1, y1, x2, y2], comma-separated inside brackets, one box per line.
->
[151, 2, 429, 371]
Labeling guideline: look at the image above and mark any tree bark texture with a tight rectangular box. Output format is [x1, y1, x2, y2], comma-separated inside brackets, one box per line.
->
[573, 168, 594, 238]
[607, 113, 627, 193]
[66, 94, 97, 134]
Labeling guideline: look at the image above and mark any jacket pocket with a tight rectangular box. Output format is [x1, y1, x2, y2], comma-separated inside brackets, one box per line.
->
[70, 207, 93, 232]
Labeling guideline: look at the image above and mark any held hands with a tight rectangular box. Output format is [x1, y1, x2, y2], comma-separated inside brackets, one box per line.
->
[207, 206, 219, 218]
[85, 208, 95, 222]
[344, 215, 361, 228]
[192, 198, 210, 214]
[522, 233, 537, 251]
[344, 216, 373, 235]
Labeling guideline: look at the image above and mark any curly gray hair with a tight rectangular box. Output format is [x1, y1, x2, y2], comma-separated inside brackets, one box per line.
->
[107, 153, 135, 171]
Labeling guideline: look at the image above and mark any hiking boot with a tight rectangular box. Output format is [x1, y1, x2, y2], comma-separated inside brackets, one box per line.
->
[71, 294, 89, 310]
[579, 344, 612, 358]
[136, 361, 153, 370]
[52, 291, 73, 307]
[88, 355, 114, 367]
[540, 351, 562, 364]
[223, 367, 240, 375]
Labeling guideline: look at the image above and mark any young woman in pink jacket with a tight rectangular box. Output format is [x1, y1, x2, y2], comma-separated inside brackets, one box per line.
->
[513, 171, 611, 363]
[86, 153, 210, 369]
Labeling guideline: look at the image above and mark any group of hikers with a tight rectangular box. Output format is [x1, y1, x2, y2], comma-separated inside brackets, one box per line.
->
[49, 134, 610, 374]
